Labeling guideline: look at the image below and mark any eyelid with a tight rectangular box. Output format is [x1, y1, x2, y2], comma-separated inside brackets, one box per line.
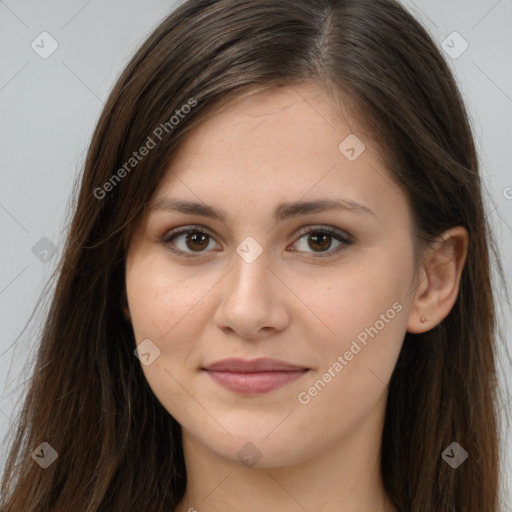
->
[160, 224, 352, 258]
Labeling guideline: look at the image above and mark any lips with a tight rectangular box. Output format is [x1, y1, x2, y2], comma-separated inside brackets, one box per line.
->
[202, 358, 309, 394]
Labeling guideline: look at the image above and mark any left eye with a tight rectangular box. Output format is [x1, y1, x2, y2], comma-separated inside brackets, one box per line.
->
[161, 226, 352, 258]
[291, 228, 350, 255]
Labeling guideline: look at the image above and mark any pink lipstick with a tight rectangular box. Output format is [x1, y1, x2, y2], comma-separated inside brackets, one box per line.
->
[202, 358, 309, 394]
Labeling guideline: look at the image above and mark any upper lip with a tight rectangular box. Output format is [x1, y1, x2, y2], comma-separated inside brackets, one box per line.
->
[202, 358, 309, 373]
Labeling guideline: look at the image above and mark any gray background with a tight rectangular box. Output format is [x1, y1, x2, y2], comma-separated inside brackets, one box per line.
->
[0, 0, 511, 506]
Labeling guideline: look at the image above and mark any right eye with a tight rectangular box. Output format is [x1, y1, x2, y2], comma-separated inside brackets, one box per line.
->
[160, 226, 221, 258]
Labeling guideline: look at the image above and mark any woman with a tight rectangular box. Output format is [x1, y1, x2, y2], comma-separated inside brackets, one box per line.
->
[0, 0, 507, 510]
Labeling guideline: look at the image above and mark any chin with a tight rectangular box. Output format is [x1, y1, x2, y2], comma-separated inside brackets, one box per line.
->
[186, 418, 316, 469]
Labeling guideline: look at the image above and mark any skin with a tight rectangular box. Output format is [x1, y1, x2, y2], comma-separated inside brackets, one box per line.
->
[124, 83, 468, 512]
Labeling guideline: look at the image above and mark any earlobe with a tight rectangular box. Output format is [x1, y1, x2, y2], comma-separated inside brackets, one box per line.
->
[406, 226, 468, 334]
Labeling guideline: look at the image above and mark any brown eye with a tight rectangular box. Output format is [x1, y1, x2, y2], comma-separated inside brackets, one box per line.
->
[184, 232, 210, 251]
[307, 233, 333, 252]
[290, 226, 352, 257]
[162, 227, 220, 258]
[162, 225, 352, 259]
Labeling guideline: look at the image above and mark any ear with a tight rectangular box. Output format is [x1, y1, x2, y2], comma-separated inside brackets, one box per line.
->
[406, 226, 468, 333]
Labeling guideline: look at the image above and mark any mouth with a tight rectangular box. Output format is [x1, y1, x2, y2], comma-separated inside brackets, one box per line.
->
[202, 358, 310, 395]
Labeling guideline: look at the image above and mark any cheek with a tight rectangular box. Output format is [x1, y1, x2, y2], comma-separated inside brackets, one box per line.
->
[293, 289, 406, 449]
[295, 246, 411, 410]
[302, 247, 412, 351]
[125, 257, 213, 419]
[125, 257, 218, 411]
[126, 255, 214, 344]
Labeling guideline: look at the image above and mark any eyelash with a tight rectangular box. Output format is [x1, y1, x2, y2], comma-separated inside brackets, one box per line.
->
[159, 225, 353, 259]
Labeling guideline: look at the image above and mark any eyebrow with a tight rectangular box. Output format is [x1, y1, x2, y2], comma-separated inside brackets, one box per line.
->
[149, 196, 376, 222]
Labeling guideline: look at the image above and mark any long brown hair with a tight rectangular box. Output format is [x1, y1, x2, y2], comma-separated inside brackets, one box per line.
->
[1, 0, 508, 510]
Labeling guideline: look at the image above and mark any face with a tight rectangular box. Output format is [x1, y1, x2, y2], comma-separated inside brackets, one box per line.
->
[125, 83, 420, 468]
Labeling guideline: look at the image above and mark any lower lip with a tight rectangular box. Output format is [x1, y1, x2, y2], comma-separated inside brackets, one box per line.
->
[205, 370, 308, 394]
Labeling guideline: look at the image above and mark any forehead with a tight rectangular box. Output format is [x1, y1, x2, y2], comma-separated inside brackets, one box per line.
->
[157, 84, 394, 197]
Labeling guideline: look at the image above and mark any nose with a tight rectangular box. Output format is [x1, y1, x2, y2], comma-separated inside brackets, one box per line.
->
[213, 248, 290, 340]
